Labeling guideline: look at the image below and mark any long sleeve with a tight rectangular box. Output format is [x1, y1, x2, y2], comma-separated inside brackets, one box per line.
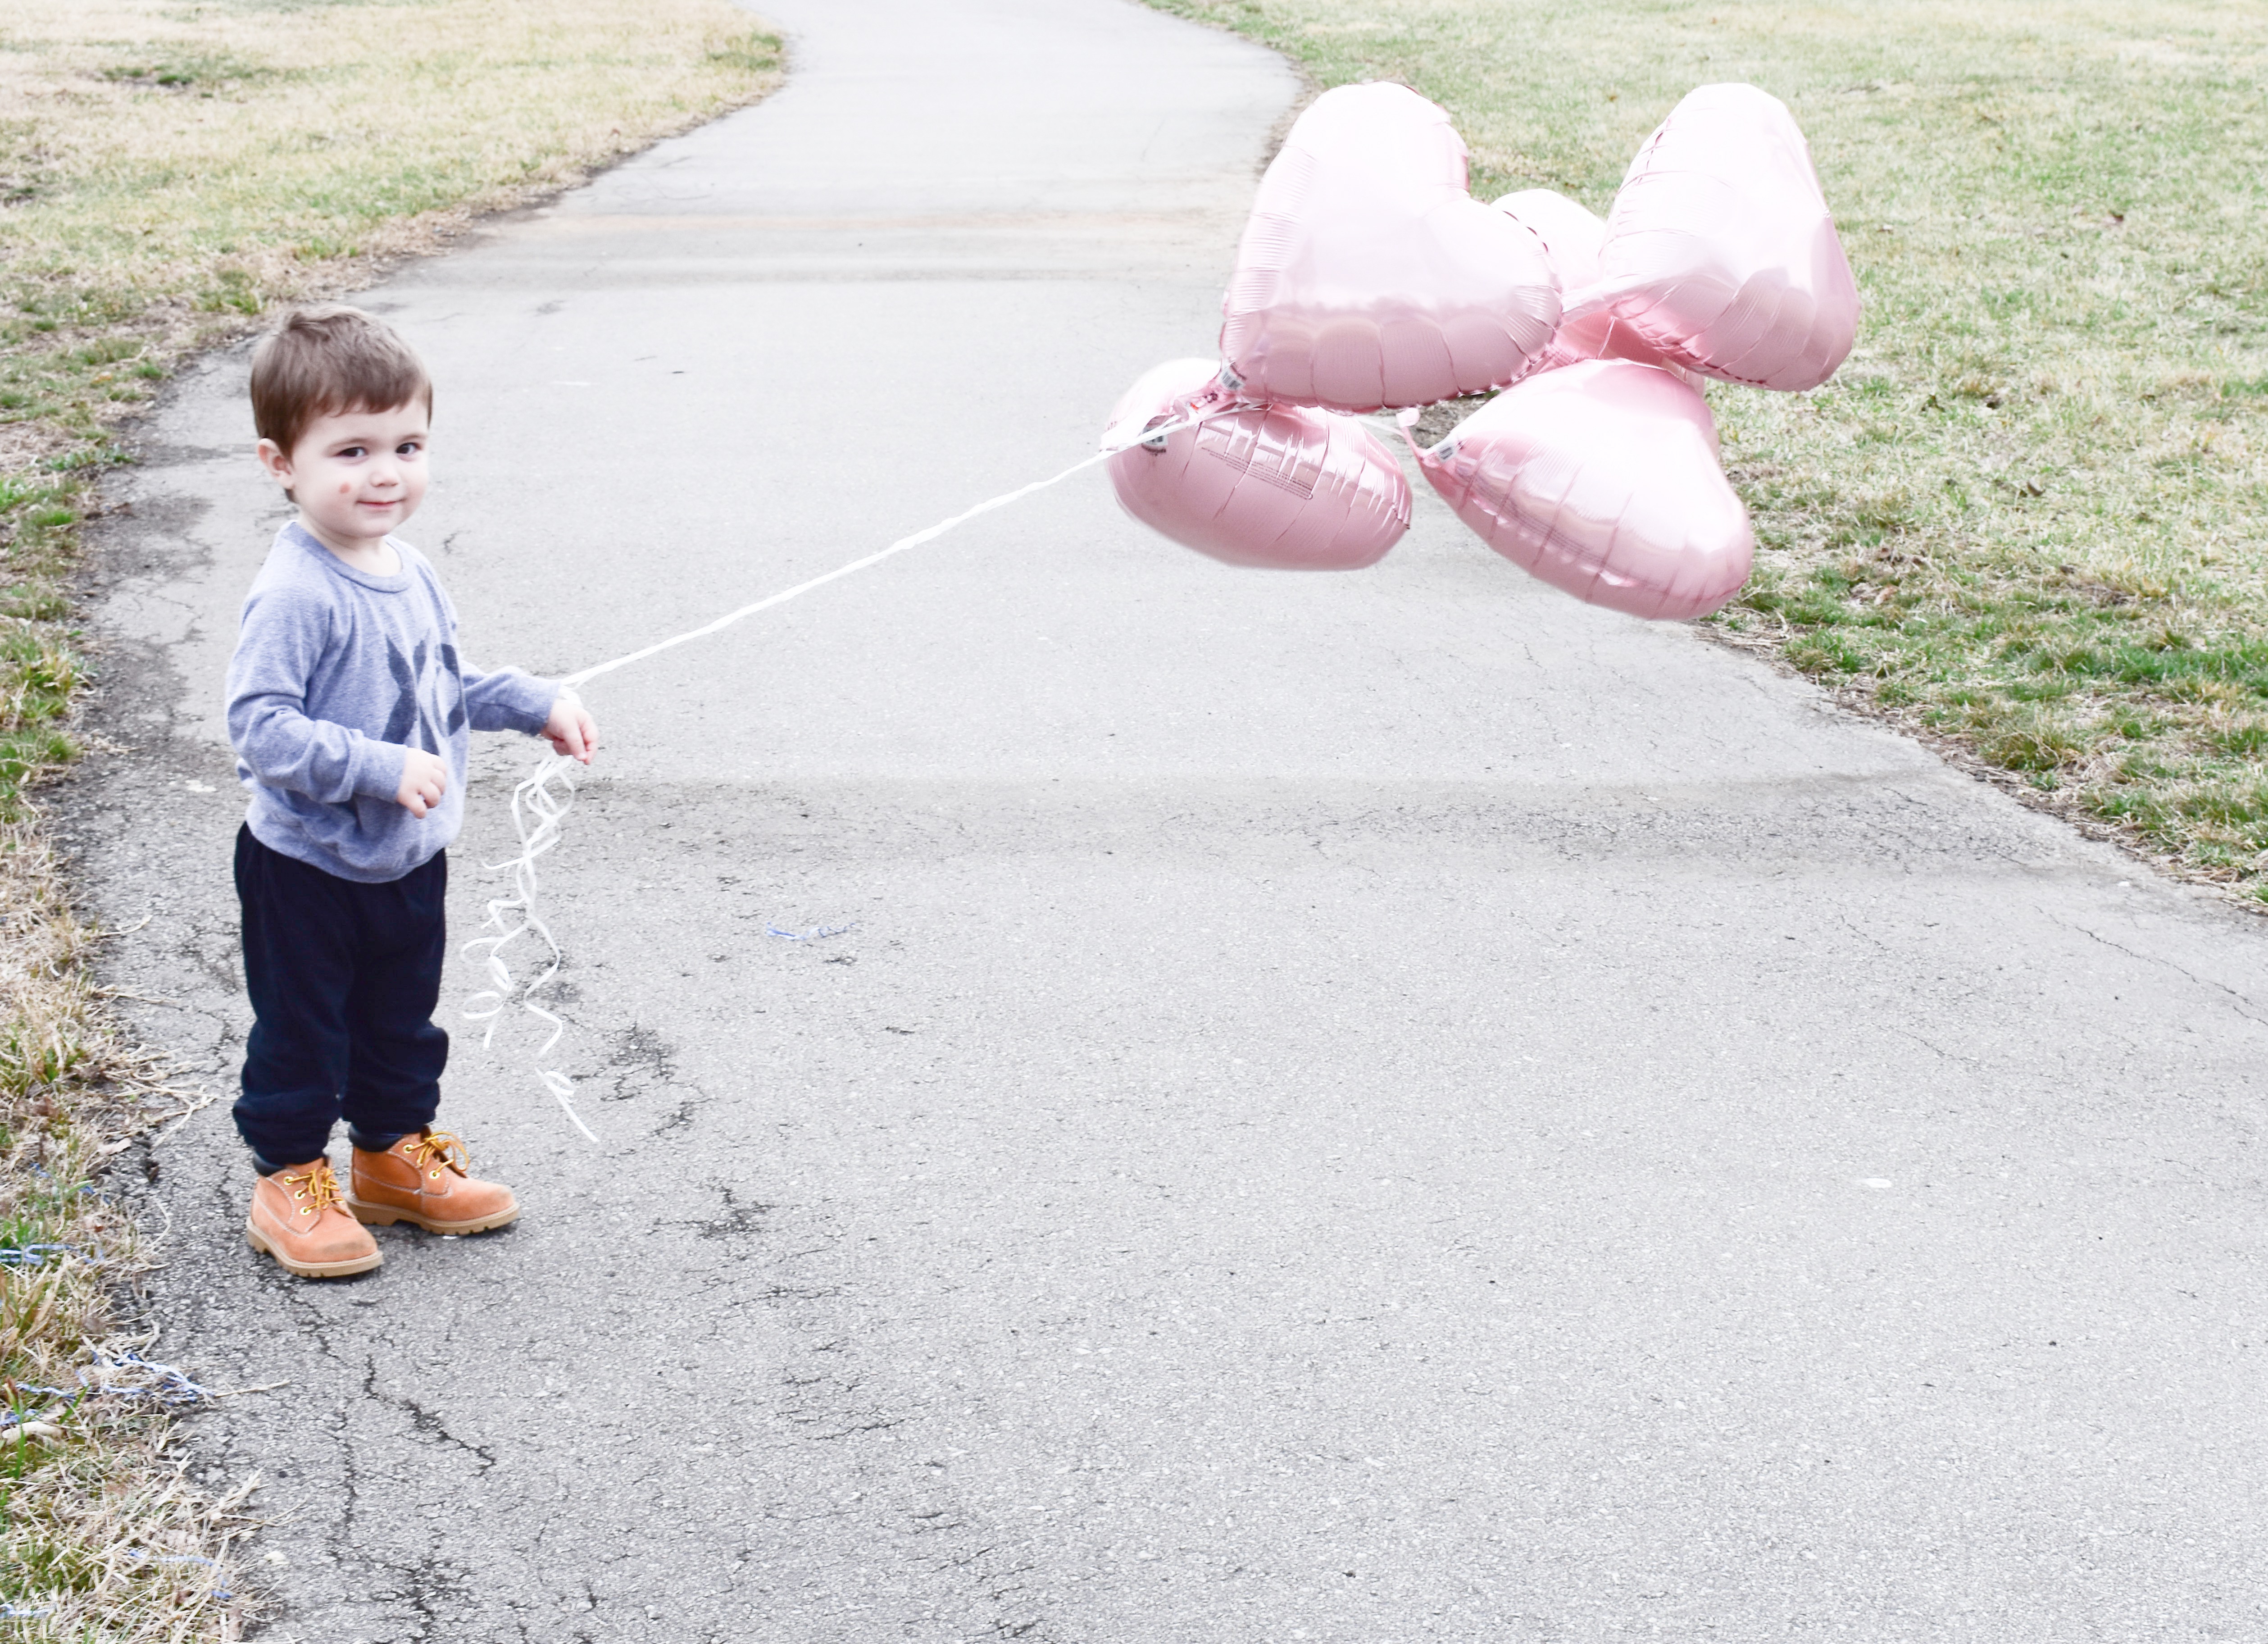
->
[226, 581, 406, 804]
[230, 526, 536, 882]
[459, 659, 559, 735]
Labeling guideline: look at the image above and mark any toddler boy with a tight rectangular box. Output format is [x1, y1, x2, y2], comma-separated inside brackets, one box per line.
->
[224, 304, 597, 1278]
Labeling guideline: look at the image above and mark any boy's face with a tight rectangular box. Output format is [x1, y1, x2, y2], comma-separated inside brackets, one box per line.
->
[258, 400, 431, 553]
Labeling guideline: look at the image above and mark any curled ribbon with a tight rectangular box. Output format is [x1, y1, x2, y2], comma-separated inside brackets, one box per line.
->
[460, 750, 594, 1142]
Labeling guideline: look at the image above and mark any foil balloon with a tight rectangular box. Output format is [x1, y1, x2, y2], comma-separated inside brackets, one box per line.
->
[1220, 83, 1560, 414]
[1103, 357, 1411, 571]
[1563, 83, 1858, 392]
[1409, 359, 1753, 620]
[1496, 189, 1697, 384]
[1494, 189, 1606, 292]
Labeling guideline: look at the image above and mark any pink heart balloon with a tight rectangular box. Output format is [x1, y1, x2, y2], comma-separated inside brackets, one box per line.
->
[1221, 83, 1560, 414]
[1494, 189, 1606, 292]
[1104, 357, 1411, 571]
[1564, 83, 1858, 392]
[1495, 189, 1700, 386]
[1409, 359, 1753, 620]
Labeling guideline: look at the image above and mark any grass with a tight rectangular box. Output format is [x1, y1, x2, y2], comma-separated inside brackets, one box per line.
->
[0, 1, 782, 1635]
[1, 830, 258, 1636]
[1149, 0, 2268, 894]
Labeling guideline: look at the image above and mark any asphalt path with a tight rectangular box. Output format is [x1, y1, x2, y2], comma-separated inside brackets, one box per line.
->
[75, 0, 2268, 1638]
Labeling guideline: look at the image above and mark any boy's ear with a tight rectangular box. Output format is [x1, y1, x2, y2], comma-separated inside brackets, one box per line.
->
[256, 438, 297, 503]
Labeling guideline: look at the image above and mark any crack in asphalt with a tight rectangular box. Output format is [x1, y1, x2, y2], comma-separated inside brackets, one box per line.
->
[2048, 911, 2268, 1029]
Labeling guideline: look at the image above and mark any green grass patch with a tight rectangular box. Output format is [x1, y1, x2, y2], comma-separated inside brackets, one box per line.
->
[1150, 0, 2268, 891]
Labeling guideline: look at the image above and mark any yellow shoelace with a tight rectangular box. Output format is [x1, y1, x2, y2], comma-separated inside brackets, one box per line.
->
[280, 1162, 345, 1217]
[404, 1130, 471, 1176]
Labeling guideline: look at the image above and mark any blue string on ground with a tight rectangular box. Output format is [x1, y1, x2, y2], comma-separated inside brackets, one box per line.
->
[0, 1242, 78, 1267]
[3, 1347, 214, 1427]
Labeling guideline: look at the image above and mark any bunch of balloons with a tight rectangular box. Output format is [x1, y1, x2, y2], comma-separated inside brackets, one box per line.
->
[1101, 81, 1859, 620]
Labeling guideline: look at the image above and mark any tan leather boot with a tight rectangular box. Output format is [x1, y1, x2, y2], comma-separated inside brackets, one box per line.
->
[245, 1159, 382, 1278]
[347, 1128, 519, 1235]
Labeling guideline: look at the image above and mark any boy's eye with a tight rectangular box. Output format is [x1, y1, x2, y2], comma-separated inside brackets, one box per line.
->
[396, 441, 423, 456]
[337, 445, 366, 459]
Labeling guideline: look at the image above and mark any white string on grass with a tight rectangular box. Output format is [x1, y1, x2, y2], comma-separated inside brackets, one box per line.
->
[466, 406, 1219, 1138]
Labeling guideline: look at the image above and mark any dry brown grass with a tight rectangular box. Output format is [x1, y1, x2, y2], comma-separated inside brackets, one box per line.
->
[0, 0, 783, 454]
[0, 2, 782, 1633]
[0, 825, 260, 1640]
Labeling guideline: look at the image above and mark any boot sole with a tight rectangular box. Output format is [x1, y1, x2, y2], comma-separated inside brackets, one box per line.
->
[245, 1217, 382, 1278]
[346, 1194, 519, 1235]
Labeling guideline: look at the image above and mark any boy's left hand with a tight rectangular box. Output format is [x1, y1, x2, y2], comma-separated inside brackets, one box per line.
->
[543, 693, 599, 764]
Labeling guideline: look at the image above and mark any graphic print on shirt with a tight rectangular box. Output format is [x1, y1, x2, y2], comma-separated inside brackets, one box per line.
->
[380, 638, 468, 754]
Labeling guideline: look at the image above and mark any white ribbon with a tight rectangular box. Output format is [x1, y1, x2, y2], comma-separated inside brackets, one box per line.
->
[459, 749, 594, 1140]
[466, 406, 1223, 1137]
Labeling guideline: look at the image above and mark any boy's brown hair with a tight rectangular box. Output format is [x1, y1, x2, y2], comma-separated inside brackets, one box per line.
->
[250, 304, 432, 459]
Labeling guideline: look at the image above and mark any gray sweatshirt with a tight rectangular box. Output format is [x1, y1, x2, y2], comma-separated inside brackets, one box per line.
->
[226, 522, 559, 883]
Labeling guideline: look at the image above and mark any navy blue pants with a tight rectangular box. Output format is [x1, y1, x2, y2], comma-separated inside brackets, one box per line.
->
[233, 825, 448, 1172]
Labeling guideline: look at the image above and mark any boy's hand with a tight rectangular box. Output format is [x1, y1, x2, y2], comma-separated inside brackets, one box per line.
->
[397, 748, 448, 817]
[542, 693, 599, 765]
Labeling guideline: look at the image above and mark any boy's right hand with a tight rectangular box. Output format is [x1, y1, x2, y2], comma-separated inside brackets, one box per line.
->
[396, 749, 448, 817]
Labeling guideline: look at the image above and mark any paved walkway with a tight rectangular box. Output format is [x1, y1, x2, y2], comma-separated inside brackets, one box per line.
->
[80, 1, 2268, 1637]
